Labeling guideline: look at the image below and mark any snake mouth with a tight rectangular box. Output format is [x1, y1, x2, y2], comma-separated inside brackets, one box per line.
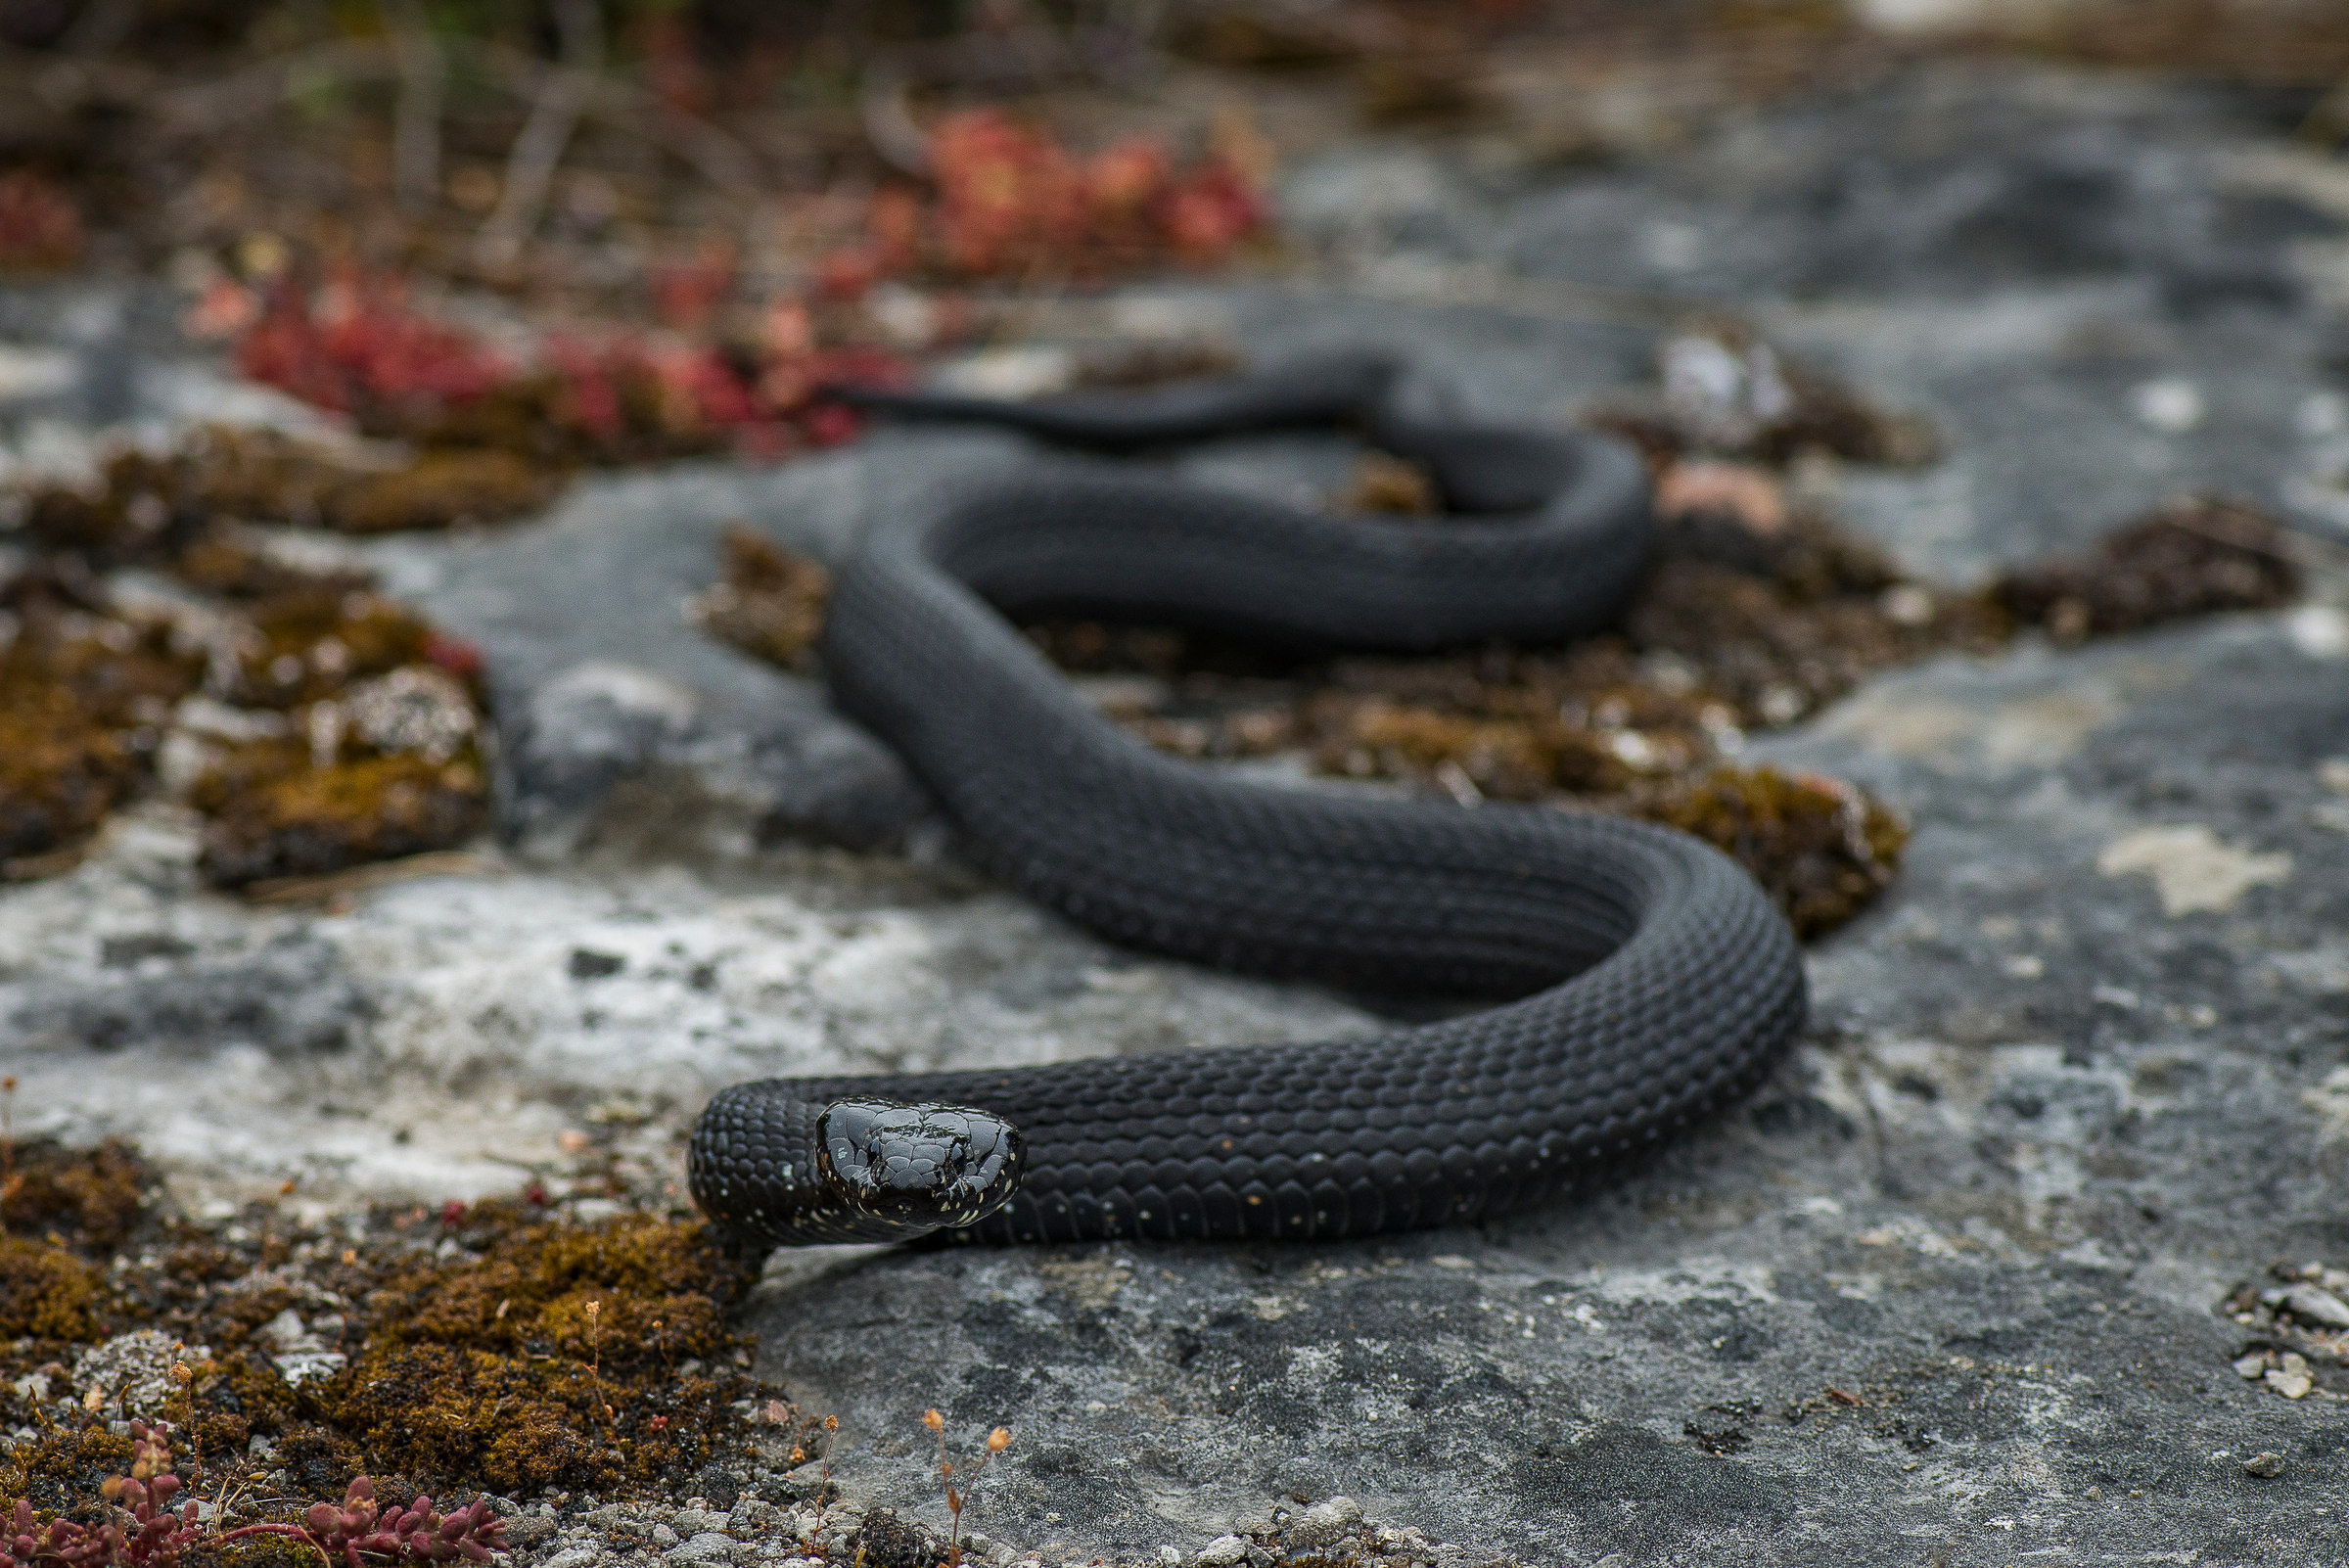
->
[817, 1098, 1025, 1230]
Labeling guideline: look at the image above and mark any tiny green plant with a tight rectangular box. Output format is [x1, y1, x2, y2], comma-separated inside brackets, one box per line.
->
[921, 1409, 1011, 1568]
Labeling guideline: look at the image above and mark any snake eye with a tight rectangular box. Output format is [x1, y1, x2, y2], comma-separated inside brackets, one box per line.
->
[819, 1098, 1024, 1227]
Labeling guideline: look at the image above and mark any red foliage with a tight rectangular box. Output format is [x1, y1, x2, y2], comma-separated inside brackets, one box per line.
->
[3, 1427, 505, 1568]
[237, 276, 510, 421]
[821, 111, 1265, 296]
[0, 171, 85, 272]
[235, 278, 907, 464]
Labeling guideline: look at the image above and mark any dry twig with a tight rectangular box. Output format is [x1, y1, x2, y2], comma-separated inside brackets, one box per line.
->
[378, 0, 443, 212]
[476, 0, 603, 269]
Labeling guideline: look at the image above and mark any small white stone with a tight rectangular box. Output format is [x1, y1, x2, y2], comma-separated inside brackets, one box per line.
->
[2131, 378, 2204, 434]
[1196, 1535, 1250, 1567]
[2284, 1284, 2349, 1329]
[2288, 606, 2349, 661]
[666, 1531, 735, 1562]
[2267, 1353, 2315, 1400]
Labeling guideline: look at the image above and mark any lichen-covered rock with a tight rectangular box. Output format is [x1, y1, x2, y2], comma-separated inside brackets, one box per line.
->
[3, 50, 2349, 1568]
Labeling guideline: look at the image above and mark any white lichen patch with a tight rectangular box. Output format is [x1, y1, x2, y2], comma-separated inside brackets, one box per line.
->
[2095, 825, 2292, 915]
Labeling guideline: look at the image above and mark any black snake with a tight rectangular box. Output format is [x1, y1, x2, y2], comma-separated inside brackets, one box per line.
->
[687, 350, 1807, 1248]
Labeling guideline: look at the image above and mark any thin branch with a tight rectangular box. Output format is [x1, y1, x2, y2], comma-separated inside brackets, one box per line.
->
[475, 0, 603, 269]
[378, 0, 443, 212]
[150, 35, 763, 207]
[464, 38, 762, 198]
[157, 38, 393, 135]
[859, 62, 931, 178]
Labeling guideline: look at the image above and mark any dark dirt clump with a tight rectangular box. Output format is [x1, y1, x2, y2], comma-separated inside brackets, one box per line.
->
[851, 1507, 950, 1568]
[1990, 494, 2302, 641]
[692, 527, 835, 671]
[1643, 766, 1908, 940]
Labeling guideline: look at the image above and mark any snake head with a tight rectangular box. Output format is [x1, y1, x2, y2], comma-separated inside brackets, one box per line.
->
[817, 1098, 1024, 1231]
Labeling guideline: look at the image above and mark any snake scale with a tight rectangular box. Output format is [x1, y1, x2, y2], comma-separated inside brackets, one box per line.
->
[686, 350, 1808, 1249]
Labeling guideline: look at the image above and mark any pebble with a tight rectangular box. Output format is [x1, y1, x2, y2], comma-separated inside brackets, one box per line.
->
[727, 1500, 778, 1535]
[1286, 1498, 1362, 1550]
[2265, 1353, 2315, 1400]
[673, 1511, 732, 1536]
[541, 1549, 604, 1568]
[1196, 1536, 1250, 1566]
[2233, 1351, 2271, 1380]
[2282, 1284, 2349, 1329]
[650, 1523, 682, 1548]
[503, 1513, 562, 1546]
[2243, 1452, 2286, 1478]
[665, 1533, 739, 1563]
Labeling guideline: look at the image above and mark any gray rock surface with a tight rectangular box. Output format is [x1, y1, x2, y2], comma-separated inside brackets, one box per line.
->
[3, 56, 2349, 1567]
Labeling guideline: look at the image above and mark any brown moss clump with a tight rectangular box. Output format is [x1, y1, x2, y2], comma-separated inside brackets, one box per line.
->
[692, 527, 834, 670]
[0, 1236, 103, 1340]
[172, 529, 373, 602]
[1641, 764, 1909, 940]
[0, 694, 141, 865]
[233, 589, 438, 709]
[0, 502, 490, 887]
[1990, 495, 2301, 642]
[188, 1351, 301, 1462]
[1314, 699, 1636, 801]
[21, 427, 558, 566]
[319, 449, 557, 535]
[195, 752, 487, 888]
[1, 1136, 150, 1253]
[307, 1211, 762, 1495]
[0, 577, 207, 864]
[366, 1210, 750, 1366]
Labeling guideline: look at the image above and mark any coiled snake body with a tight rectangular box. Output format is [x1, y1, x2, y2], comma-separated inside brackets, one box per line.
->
[687, 351, 1807, 1249]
